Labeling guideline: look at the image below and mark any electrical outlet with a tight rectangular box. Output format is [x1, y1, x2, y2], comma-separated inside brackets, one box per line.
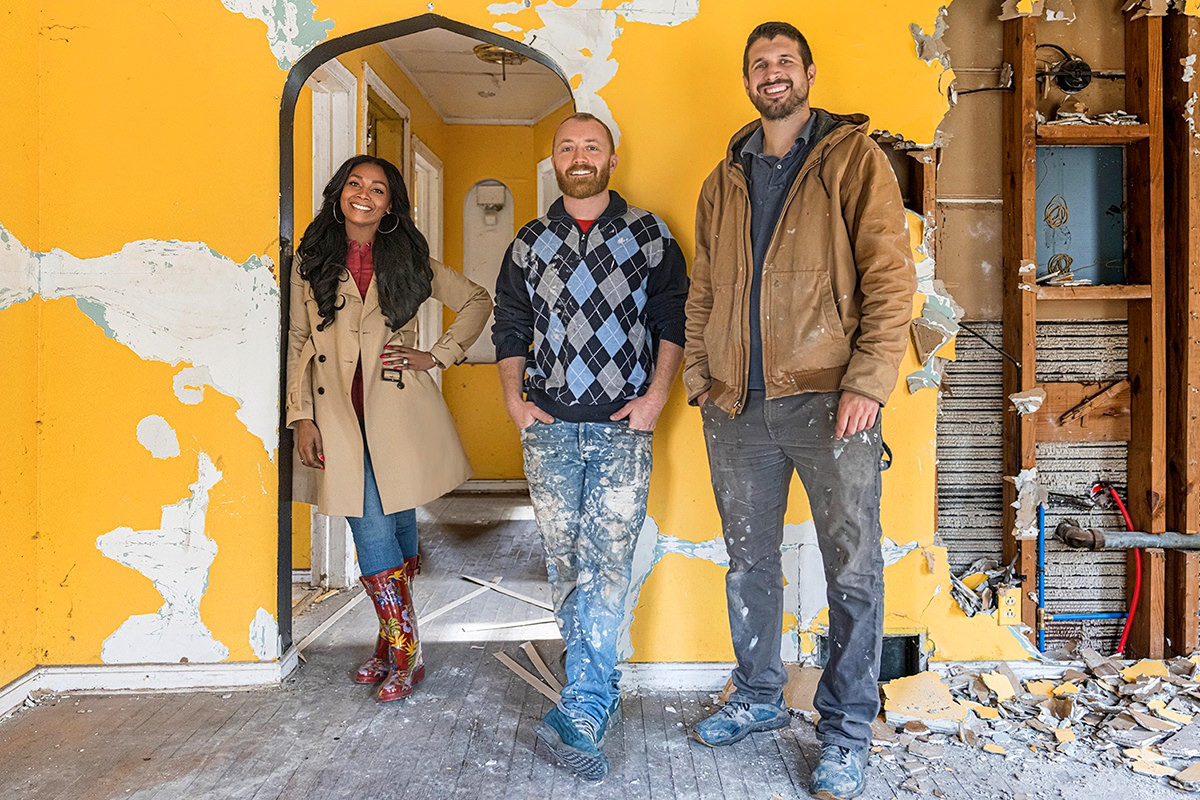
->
[998, 586, 1022, 626]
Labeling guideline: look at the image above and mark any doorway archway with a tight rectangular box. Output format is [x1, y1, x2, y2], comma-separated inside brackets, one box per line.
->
[275, 14, 574, 650]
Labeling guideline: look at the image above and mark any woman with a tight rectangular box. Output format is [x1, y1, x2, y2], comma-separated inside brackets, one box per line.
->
[286, 155, 492, 701]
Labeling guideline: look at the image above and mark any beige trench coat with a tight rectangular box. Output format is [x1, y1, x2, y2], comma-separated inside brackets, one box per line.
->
[286, 257, 493, 517]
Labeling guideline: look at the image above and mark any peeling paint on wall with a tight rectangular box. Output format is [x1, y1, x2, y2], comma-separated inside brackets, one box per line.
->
[910, 7, 950, 67]
[136, 415, 181, 460]
[907, 212, 962, 393]
[219, 0, 333, 69]
[487, 0, 700, 143]
[96, 452, 229, 664]
[248, 607, 280, 659]
[0, 225, 280, 456]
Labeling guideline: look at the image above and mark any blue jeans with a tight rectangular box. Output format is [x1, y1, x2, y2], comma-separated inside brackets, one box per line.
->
[346, 446, 418, 576]
[702, 391, 884, 751]
[520, 420, 653, 728]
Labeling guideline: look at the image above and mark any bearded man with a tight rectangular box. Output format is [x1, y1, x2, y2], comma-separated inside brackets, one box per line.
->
[684, 21, 916, 800]
[492, 112, 688, 781]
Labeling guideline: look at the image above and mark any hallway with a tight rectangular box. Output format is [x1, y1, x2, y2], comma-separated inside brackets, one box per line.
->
[0, 493, 1181, 799]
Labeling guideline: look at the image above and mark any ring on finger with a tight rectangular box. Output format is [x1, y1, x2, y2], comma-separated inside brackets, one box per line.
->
[401, 357, 409, 366]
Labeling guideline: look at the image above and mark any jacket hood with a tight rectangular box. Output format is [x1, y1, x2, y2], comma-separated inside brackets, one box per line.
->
[724, 109, 870, 167]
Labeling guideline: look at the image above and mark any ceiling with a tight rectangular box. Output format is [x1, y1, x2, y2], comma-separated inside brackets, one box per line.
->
[379, 28, 572, 125]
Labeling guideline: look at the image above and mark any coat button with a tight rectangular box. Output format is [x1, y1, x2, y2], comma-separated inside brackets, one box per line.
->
[317, 387, 325, 395]
[318, 355, 326, 363]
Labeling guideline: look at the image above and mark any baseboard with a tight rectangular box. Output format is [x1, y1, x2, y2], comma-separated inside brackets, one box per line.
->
[292, 569, 312, 584]
[0, 647, 300, 720]
[619, 662, 733, 692]
[454, 480, 528, 493]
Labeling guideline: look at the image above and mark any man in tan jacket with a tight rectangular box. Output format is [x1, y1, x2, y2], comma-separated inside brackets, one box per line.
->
[684, 21, 915, 800]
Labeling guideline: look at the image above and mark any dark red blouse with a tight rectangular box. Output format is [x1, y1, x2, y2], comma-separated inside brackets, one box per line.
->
[346, 240, 374, 420]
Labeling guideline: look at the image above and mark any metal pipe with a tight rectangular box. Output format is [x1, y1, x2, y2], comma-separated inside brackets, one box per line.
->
[1049, 612, 1127, 621]
[1055, 520, 1200, 550]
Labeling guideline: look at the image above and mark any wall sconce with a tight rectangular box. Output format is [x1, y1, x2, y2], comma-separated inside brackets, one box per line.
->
[476, 183, 506, 226]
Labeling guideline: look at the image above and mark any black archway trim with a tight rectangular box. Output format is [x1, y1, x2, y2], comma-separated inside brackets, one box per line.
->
[275, 14, 573, 651]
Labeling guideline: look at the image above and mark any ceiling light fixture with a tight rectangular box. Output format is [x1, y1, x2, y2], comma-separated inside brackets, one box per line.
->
[473, 43, 527, 81]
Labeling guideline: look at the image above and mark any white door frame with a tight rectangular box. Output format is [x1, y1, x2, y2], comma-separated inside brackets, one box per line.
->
[307, 59, 357, 217]
[302, 59, 359, 588]
[361, 62, 412, 184]
[412, 137, 445, 388]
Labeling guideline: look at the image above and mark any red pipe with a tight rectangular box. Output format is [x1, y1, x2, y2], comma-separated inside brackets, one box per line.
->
[1108, 486, 1141, 656]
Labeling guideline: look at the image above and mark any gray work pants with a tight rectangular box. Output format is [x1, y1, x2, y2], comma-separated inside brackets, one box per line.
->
[702, 390, 884, 751]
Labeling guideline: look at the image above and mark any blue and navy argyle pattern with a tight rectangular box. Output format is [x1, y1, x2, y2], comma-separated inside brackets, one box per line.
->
[513, 206, 670, 408]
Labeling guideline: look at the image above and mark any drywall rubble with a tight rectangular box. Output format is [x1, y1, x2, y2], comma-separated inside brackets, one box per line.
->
[874, 646, 1200, 792]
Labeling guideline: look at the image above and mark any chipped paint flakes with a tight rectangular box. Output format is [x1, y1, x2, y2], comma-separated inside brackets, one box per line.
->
[219, 0, 333, 69]
[0, 225, 280, 456]
[249, 607, 280, 660]
[1006, 467, 1049, 540]
[1182, 55, 1197, 83]
[137, 414, 181, 460]
[96, 452, 229, 664]
[487, 0, 699, 144]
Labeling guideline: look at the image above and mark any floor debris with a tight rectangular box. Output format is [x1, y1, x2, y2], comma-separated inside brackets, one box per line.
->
[865, 644, 1200, 792]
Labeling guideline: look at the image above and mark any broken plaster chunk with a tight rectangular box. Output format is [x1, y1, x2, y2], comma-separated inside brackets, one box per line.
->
[1123, 660, 1170, 682]
[1054, 726, 1076, 744]
[1149, 699, 1194, 725]
[1130, 759, 1176, 778]
[883, 672, 969, 733]
[1052, 681, 1081, 697]
[1172, 760, 1200, 788]
[1158, 720, 1200, 758]
[981, 671, 1019, 702]
[1129, 709, 1179, 733]
[982, 742, 1008, 755]
[963, 700, 1000, 720]
[1009, 388, 1046, 416]
[1026, 680, 1056, 696]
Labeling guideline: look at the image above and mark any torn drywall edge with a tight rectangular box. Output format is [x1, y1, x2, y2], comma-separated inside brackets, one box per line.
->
[219, 0, 333, 69]
[1006, 467, 1049, 540]
[1009, 388, 1047, 415]
[910, 6, 950, 67]
[96, 452, 230, 664]
[0, 223, 280, 457]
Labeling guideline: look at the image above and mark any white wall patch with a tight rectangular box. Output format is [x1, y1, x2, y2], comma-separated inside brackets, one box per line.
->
[136, 415, 181, 460]
[249, 607, 280, 660]
[0, 224, 280, 458]
[219, 0, 333, 69]
[173, 365, 215, 405]
[96, 452, 230, 664]
[488, 0, 700, 144]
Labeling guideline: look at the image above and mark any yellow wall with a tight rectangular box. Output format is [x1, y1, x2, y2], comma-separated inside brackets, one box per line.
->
[2, 0, 1043, 680]
[1, 2, 42, 685]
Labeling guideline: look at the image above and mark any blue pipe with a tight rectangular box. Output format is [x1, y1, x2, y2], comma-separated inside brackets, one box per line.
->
[1037, 504, 1045, 652]
[1051, 613, 1128, 621]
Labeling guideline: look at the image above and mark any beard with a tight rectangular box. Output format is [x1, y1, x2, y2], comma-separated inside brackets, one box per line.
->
[750, 79, 808, 121]
[555, 163, 611, 199]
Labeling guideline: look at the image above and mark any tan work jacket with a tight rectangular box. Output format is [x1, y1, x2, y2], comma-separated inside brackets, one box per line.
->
[684, 112, 916, 413]
[286, 258, 492, 517]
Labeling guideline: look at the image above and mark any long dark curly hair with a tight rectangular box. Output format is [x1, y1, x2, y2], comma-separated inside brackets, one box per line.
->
[297, 155, 432, 332]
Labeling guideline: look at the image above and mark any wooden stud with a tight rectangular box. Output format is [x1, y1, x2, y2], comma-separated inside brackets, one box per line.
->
[1001, 16, 1040, 633]
[1163, 12, 1200, 656]
[1125, 548, 1166, 660]
[1124, 14, 1168, 658]
[1031, 381, 1130, 442]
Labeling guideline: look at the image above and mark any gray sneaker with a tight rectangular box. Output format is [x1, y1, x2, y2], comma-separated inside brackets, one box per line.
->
[692, 701, 790, 747]
[809, 744, 867, 800]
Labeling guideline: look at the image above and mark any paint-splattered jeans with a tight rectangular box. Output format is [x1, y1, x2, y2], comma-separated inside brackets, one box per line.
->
[520, 420, 653, 728]
[346, 445, 418, 576]
[702, 390, 885, 751]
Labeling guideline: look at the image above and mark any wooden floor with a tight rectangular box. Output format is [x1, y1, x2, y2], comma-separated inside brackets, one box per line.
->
[0, 493, 1181, 799]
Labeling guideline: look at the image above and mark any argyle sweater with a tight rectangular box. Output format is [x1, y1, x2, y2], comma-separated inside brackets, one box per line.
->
[492, 192, 689, 422]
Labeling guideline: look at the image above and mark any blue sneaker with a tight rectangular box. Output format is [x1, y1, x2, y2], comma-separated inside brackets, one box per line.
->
[536, 706, 610, 781]
[692, 701, 790, 747]
[809, 744, 867, 800]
